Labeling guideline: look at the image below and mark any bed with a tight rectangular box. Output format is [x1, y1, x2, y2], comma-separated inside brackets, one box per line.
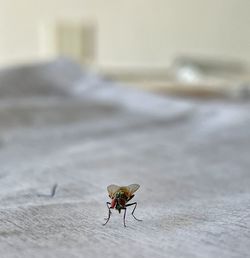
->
[0, 58, 249, 258]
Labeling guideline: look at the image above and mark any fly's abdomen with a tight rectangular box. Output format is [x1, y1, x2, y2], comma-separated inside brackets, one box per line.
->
[118, 198, 126, 207]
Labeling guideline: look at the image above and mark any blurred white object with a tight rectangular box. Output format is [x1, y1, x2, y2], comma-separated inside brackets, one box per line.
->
[172, 56, 247, 81]
[175, 65, 203, 83]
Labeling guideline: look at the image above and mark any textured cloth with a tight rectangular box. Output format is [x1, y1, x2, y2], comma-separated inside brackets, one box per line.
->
[0, 59, 249, 258]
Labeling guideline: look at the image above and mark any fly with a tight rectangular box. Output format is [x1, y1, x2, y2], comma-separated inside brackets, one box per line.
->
[103, 184, 142, 227]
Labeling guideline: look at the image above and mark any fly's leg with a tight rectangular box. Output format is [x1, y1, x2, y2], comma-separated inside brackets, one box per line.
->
[123, 208, 127, 227]
[103, 202, 111, 226]
[104, 202, 112, 219]
[125, 202, 142, 221]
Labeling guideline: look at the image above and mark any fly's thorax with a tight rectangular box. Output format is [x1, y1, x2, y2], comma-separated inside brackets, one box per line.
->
[115, 190, 129, 200]
[113, 191, 128, 209]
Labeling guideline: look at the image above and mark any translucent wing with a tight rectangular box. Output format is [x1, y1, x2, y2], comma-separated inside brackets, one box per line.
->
[126, 184, 140, 195]
[107, 184, 121, 198]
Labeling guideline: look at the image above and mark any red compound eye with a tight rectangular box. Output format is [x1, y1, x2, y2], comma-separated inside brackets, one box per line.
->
[110, 199, 116, 208]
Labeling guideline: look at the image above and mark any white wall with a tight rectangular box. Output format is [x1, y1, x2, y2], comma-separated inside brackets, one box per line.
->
[0, 0, 250, 68]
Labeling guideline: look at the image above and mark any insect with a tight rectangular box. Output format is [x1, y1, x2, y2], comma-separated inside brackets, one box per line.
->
[103, 184, 142, 227]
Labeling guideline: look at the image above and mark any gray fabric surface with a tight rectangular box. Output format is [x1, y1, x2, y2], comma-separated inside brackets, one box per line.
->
[0, 59, 249, 258]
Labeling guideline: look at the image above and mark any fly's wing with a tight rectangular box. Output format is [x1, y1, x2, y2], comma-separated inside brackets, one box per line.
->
[107, 184, 120, 198]
[127, 184, 140, 195]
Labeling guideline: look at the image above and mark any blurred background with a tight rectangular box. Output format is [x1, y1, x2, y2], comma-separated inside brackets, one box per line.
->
[1, 2, 250, 256]
[0, 0, 250, 98]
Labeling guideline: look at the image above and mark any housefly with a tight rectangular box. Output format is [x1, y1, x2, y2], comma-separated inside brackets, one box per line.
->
[103, 184, 142, 227]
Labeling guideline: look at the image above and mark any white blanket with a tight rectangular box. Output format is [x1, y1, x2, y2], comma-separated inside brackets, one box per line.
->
[0, 59, 249, 258]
